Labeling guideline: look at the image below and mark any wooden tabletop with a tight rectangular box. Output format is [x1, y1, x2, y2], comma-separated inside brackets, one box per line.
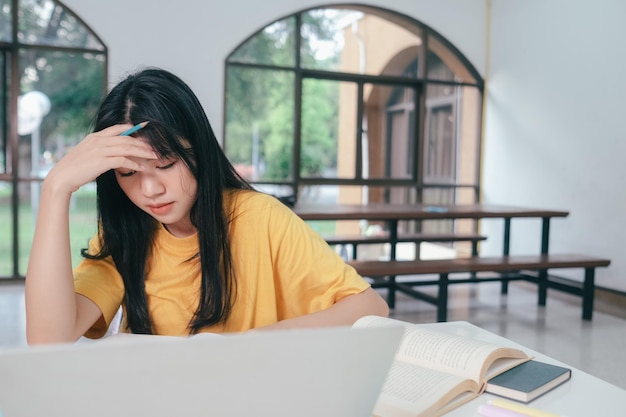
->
[292, 203, 569, 221]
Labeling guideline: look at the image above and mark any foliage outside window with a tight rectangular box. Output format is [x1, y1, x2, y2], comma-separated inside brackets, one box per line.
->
[0, 0, 107, 279]
[224, 5, 483, 243]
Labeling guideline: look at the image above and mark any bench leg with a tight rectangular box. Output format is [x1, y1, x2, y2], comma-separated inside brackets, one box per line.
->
[582, 267, 595, 320]
[470, 242, 479, 281]
[387, 275, 397, 309]
[538, 269, 548, 306]
[471, 241, 479, 257]
[500, 279, 509, 295]
[437, 273, 449, 322]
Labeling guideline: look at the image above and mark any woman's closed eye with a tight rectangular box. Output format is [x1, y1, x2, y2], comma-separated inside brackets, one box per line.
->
[157, 160, 176, 170]
[116, 160, 176, 177]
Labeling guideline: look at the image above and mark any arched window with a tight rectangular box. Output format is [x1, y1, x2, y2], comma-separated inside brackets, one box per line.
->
[0, 0, 107, 279]
[224, 5, 482, 239]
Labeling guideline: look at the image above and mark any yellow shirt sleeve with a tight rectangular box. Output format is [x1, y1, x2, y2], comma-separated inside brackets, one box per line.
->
[73, 236, 125, 338]
[225, 191, 370, 329]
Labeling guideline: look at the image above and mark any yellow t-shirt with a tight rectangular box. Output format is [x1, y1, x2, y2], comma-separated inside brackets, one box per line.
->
[74, 190, 370, 338]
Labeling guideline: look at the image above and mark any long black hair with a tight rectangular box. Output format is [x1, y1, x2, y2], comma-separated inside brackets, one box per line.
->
[82, 67, 252, 334]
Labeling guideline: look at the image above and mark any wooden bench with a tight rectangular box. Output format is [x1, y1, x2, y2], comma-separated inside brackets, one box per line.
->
[348, 254, 611, 322]
[324, 232, 487, 259]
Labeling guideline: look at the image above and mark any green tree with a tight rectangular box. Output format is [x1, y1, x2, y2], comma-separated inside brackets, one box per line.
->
[225, 10, 340, 182]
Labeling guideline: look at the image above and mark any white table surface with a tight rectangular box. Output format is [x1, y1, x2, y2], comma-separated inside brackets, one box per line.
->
[423, 321, 626, 417]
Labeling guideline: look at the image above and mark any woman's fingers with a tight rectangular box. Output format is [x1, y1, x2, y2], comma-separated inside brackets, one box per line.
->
[97, 136, 158, 160]
[45, 124, 158, 193]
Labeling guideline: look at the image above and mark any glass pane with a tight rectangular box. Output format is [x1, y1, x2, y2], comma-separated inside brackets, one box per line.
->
[228, 17, 296, 67]
[18, 0, 104, 50]
[299, 183, 362, 237]
[364, 83, 416, 180]
[18, 179, 97, 275]
[456, 86, 482, 199]
[427, 35, 477, 84]
[422, 186, 455, 206]
[0, 181, 11, 277]
[0, 0, 11, 42]
[301, 8, 423, 77]
[424, 84, 457, 184]
[19, 49, 105, 180]
[254, 184, 296, 205]
[334, 81, 358, 179]
[423, 84, 481, 191]
[366, 185, 415, 205]
[0, 50, 6, 174]
[421, 187, 455, 235]
[17, 182, 34, 275]
[224, 67, 294, 182]
[301, 78, 350, 179]
[68, 184, 98, 269]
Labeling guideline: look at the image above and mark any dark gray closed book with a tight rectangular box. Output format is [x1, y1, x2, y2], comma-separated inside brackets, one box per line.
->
[485, 360, 572, 403]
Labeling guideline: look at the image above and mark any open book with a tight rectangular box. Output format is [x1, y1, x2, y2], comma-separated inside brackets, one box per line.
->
[353, 316, 531, 417]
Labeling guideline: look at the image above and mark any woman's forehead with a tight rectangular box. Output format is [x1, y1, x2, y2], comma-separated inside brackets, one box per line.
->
[140, 132, 191, 152]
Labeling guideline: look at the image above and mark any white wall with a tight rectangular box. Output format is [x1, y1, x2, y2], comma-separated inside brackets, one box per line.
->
[483, 0, 626, 291]
[61, 0, 625, 292]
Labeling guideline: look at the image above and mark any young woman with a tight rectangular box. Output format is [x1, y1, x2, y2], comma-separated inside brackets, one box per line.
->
[25, 67, 388, 344]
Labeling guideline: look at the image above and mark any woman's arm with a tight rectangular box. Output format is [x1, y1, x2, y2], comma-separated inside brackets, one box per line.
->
[25, 124, 157, 344]
[25, 178, 103, 344]
[256, 287, 389, 331]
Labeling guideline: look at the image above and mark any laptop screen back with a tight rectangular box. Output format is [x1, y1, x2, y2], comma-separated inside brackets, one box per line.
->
[0, 325, 402, 417]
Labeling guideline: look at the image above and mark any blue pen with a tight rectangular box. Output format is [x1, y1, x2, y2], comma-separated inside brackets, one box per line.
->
[120, 122, 148, 136]
[425, 205, 448, 213]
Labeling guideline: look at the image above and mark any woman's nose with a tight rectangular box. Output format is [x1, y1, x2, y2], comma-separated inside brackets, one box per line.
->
[141, 175, 165, 197]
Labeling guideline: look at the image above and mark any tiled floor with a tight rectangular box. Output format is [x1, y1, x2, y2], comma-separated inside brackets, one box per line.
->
[1, 280, 625, 390]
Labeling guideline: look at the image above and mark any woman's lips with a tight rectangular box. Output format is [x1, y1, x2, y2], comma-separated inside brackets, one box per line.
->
[148, 202, 174, 215]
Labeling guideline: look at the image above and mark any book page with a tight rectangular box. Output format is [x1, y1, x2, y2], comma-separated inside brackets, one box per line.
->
[373, 361, 478, 417]
[354, 316, 528, 382]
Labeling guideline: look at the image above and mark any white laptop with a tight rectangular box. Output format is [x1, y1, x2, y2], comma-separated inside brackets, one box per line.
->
[0, 325, 402, 417]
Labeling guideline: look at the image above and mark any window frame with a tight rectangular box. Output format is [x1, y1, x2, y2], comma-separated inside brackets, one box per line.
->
[0, 0, 107, 280]
[223, 4, 483, 204]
